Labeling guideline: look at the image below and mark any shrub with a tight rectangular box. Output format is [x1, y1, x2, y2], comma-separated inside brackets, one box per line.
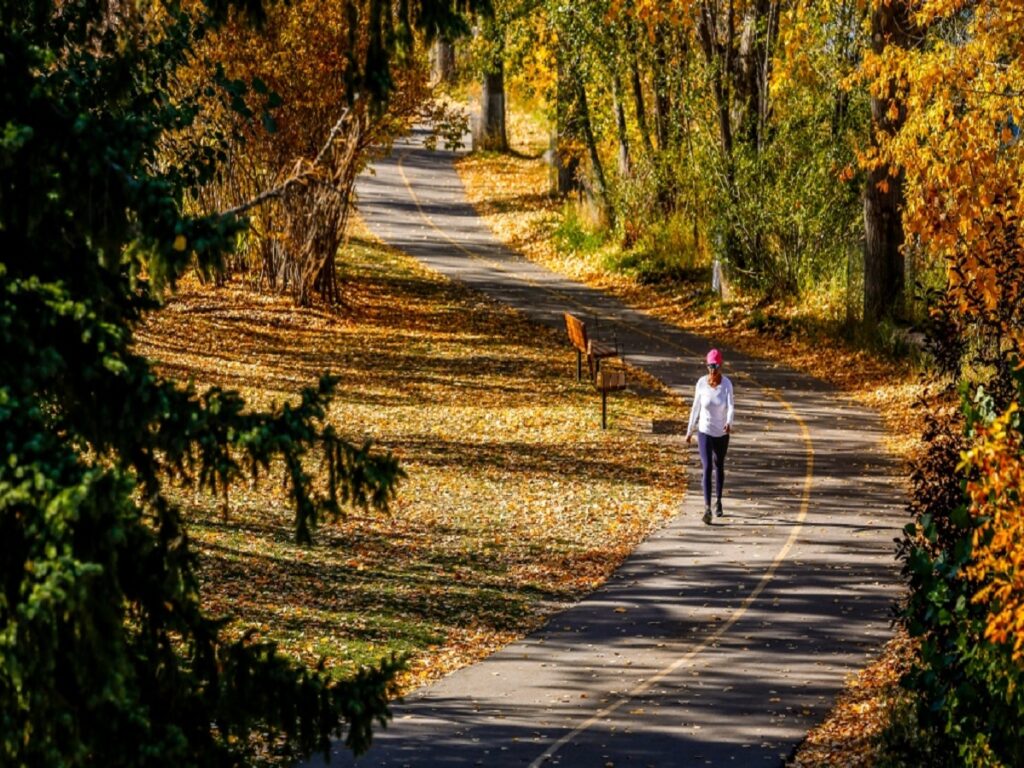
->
[891, 376, 1024, 768]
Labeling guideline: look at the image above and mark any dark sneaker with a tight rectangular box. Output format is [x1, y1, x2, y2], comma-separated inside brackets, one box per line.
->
[714, 500, 723, 518]
[702, 506, 712, 525]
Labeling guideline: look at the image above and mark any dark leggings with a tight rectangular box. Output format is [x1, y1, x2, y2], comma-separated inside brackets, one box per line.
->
[697, 432, 730, 507]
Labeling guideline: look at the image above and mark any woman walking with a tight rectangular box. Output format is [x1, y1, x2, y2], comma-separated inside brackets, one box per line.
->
[686, 349, 734, 525]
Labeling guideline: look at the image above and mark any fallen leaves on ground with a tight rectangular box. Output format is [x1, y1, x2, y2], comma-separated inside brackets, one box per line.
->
[135, 223, 686, 693]
[454, 151, 926, 467]
[455, 145, 927, 767]
[787, 630, 914, 767]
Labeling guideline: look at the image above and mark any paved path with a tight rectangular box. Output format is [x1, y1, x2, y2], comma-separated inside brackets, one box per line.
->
[305, 130, 904, 767]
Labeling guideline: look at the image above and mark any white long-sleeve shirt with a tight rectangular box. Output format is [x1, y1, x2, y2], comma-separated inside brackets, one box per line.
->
[686, 374, 734, 438]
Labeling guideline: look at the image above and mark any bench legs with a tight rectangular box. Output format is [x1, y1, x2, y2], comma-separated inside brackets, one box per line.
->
[576, 349, 583, 382]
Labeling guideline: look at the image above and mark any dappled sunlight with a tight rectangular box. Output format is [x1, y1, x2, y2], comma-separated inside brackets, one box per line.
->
[136, 227, 686, 693]
[455, 145, 919, 768]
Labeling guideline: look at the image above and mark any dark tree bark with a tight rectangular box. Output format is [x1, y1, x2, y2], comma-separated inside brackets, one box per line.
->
[863, 165, 906, 321]
[611, 70, 631, 177]
[556, 52, 582, 195]
[478, 62, 508, 151]
[630, 51, 654, 156]
[652, 31, 672, 151]
[863, 1, 917, 322]
[736, 0, 778, 151]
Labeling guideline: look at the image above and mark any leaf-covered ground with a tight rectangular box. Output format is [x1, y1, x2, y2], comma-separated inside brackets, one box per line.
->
[454, 146, 923, 767]
[136, 230, 686, 693]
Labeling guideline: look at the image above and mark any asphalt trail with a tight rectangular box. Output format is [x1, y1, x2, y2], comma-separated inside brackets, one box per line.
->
[301, 130, 904, 767]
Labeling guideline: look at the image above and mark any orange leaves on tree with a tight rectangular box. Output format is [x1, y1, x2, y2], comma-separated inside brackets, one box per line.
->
[858, 0, 1024, 338]
[860, 5, 1024, 655]
[961, 402, 1024, 661]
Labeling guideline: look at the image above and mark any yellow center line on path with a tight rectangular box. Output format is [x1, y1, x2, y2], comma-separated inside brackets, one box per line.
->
[526, 393, 812, 767]
[391, 150, 815, 765]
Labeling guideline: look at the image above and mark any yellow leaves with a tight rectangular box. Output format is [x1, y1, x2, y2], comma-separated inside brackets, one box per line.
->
[790, 631, 916, 767]
[960, 401, 1024, 661]
[857, 0, 1024, 354]
[173, 234, 187, 252]
[136, 222, 685, 696]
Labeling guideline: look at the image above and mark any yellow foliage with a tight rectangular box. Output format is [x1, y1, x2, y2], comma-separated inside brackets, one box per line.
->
[961, 403, 1024, 661]
[858, 0, 1024, 353]
[860, 0, 1024, 662]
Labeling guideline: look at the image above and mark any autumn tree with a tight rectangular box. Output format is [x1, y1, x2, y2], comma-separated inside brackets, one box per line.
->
[548, 0, 615, 216]
[475, 11, 510, 150]
[0, 0, 482, 764]
[860, 0, 1024, 761]
[861, 0, 920, 323]
[190, 0, 478, 306]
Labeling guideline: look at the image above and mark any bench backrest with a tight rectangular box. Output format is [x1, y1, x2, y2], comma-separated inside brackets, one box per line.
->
[564, 312, 588, 352]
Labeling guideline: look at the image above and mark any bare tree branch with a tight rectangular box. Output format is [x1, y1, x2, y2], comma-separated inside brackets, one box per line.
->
[219, 102, 357, 219]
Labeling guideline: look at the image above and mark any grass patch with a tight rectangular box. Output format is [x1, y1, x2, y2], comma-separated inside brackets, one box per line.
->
[553, 204, 606, 253]
[455, 132, 929, 768]
[136, 223, 685, 693]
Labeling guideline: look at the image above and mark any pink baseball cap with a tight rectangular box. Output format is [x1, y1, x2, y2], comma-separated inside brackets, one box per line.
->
[706, 348, 723, 366]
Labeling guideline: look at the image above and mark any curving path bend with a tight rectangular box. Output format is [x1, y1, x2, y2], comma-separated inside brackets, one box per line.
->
[304, 129, 905, 767]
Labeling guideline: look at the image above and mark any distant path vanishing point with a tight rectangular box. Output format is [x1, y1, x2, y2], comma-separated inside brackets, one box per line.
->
[301, 128, 905, 767]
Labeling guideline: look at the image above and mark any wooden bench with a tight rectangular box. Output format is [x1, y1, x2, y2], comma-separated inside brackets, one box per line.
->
[563, 312, 618, 382]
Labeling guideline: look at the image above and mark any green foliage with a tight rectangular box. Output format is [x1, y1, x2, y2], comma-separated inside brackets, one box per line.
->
[602, 218, 705, 287]
[552, 203, 606, 254]
[607, 152, 706, 257]
[875, 690, 952, 768]
[0, 0, 509, 762]
[888, 377, 1024, 767]
[707, 115, 864, 300]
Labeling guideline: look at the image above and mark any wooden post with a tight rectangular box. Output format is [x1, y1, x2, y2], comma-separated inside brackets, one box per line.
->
[595, 369, 627, 430]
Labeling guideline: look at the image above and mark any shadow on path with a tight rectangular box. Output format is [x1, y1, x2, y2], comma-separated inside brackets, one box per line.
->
[299, 130, 905, 767]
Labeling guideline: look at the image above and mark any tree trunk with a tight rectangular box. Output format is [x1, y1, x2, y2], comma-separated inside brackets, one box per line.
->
[611, 70, 631, 177]
[431, 38, 456, 85]
[556, 53, 582, 195]
[575, 75, 613, 225]
[696, 2, 734, 159]
[630, 51, 654, 156]
[863, 165, 906, 321]
[736, 0, 778, 151]
[652, 32, 671, 151]
[478, 64, 508, 152]
[863, 1, 915, 323]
